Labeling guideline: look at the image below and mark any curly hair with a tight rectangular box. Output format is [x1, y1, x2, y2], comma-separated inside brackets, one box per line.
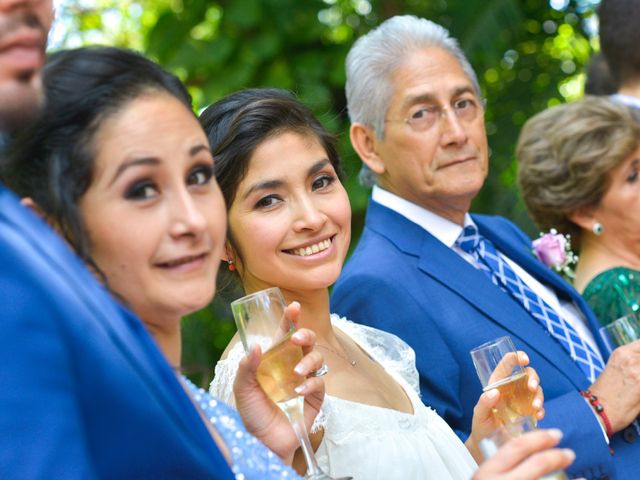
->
[517, 96, 640, 246]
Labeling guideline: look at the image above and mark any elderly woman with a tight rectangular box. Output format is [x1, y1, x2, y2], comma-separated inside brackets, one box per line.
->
[517, 96, 640, 325]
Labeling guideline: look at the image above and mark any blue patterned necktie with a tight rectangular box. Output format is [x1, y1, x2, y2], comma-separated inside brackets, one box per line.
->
[456, 225, 604, 383]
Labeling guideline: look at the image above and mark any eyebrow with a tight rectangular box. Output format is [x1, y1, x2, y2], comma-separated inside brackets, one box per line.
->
[402, 86, 476, 110]
[108, 143, 210, 186]
[241, 158, 331, 201]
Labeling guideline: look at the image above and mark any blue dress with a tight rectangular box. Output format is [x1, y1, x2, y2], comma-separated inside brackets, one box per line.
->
[182, 377, 302, 480]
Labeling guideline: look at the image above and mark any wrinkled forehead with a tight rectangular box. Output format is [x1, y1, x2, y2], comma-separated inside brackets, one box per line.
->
[387, 47, 477, 109]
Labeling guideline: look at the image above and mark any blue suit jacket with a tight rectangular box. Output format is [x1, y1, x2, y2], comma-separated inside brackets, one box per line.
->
[332, 200, 640, 480]
[0, 186, 234, 479]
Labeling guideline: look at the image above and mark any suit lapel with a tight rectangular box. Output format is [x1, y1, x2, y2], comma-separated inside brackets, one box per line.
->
[476, 216, 610, 361]
[1, 189, 223, 468]
[365, 202, 588, 388]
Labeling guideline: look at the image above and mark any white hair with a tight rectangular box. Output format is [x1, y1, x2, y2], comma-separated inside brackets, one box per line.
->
[346, 16, 481, 187]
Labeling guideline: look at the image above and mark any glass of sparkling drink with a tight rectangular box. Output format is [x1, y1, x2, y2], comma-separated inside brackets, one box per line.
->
[599, 313, 640, 354]
[231, 287, 350, 480]
[470, 336, 537, 426]
[479, 417, 568, 480]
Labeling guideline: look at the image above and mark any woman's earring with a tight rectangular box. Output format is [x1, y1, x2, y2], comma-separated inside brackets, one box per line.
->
[592, 222, 604, 236]
[227, 259, 236, 271]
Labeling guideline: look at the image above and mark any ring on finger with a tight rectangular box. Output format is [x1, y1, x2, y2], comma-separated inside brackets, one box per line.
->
[312, 364, 329, 377]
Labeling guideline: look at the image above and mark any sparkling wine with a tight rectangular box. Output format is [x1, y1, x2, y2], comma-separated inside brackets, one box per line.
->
[484, 371, 536, 425]
[256, 333, 304, 403]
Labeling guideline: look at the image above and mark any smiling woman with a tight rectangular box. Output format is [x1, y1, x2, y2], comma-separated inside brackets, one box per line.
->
[78, 92, 222, 344]
[226, 130, 351, 295]
[201, 88, 545, 479]
[2, 46, 326, 480]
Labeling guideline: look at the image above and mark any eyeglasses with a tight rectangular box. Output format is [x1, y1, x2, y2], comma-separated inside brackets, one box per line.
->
[386, 97, 484, 132]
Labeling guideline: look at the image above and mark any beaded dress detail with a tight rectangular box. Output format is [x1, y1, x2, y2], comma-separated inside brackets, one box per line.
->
[583, 267, 640, 326]
[182, 377, 301, 480]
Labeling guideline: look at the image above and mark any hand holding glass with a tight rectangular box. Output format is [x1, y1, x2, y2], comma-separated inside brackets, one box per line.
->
[599, 314, 640, 437]
[470, 336, 537, 426]
[231, 287, 350, 480]
[479, 417, 568, 480]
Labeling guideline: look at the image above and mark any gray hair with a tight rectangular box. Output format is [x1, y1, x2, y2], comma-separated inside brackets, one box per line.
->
[346, 15, 480, 187]
[517, 95, 640, 245]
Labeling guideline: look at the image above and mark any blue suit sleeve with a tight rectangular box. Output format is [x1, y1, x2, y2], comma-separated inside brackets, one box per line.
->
[0, 279, 98, 479]
[540, 391, 613, 478]
[332, 271, 470, 440]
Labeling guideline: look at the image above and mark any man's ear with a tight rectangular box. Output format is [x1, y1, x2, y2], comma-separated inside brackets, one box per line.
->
[567, 205, 597, 232]
[350, 122, 386, 175]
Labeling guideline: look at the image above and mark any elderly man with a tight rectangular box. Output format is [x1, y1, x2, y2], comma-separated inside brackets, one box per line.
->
[332, 15, 640, 480]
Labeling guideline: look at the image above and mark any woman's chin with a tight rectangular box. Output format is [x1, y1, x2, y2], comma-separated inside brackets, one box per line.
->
[173, 291, 216, 317]
[283, 271, 341, 293]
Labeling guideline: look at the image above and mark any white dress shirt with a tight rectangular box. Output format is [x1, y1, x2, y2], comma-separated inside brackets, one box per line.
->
[611, 93, 640, 109]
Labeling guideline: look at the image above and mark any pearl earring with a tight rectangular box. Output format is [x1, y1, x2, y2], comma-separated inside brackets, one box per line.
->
[592, 222, 604, 236]
[227, 259, 236, 271]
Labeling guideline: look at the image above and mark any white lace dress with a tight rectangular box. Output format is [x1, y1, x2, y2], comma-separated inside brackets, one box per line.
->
[210, 315, 478, 480]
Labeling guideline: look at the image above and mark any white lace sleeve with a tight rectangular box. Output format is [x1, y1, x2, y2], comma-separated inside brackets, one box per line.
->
[209, 341, 246, 407]
[331, 314, 421, 395]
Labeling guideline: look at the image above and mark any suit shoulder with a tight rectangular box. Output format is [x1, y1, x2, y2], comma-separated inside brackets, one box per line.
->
[339, 228, 407, 280]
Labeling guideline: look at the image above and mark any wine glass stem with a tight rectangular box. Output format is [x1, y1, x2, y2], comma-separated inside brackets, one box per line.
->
[280, 396, 322, 476]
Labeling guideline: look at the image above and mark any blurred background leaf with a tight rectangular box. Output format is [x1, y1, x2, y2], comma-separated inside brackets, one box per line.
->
[50, 0, 603, 386]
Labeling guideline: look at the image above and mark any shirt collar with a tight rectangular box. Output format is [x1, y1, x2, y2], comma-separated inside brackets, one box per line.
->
[611, 93, 640, 109]
[371, 185, 475, 247]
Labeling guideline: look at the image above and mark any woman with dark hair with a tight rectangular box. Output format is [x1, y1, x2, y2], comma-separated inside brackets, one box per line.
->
[3, 47, 325, 480]
[203, 89, 548, 479]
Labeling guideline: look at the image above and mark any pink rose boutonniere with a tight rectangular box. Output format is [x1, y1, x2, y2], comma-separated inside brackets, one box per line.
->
[532, 229, 578, 280]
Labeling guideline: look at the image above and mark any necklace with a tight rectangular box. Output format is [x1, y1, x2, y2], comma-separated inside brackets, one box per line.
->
[316, 339, 357, 367]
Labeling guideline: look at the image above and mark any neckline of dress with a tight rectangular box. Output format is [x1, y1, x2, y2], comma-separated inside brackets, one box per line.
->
[327, 318, 418, 417]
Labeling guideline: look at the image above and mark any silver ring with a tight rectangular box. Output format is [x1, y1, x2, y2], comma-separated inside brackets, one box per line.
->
[312, 364, 329, 377]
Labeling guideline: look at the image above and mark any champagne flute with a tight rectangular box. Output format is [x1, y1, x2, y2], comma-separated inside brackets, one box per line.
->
[231, 287, 351, 480]
[479, 417, 568, 480]
[599, 313, 640, 354]
[470, 336, 537, 426]
[598, 314, 640, 436]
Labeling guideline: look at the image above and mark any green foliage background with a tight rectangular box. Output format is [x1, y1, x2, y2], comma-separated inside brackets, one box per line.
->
[53, 0, 602, 386]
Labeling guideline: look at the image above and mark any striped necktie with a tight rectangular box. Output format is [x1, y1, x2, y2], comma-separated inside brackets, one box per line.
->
[456, 225, 604, 382]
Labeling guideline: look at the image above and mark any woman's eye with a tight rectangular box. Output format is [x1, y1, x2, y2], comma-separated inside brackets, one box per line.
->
[627, 169, 638, 183]
[255, 195, 280, 209]
[187, 165, 213, 186]
[312, 174, 335, 190]
[125, 181, 157, 200]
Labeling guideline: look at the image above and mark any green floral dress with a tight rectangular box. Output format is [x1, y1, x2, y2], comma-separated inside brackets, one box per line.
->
[583, 267, 640, 326]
